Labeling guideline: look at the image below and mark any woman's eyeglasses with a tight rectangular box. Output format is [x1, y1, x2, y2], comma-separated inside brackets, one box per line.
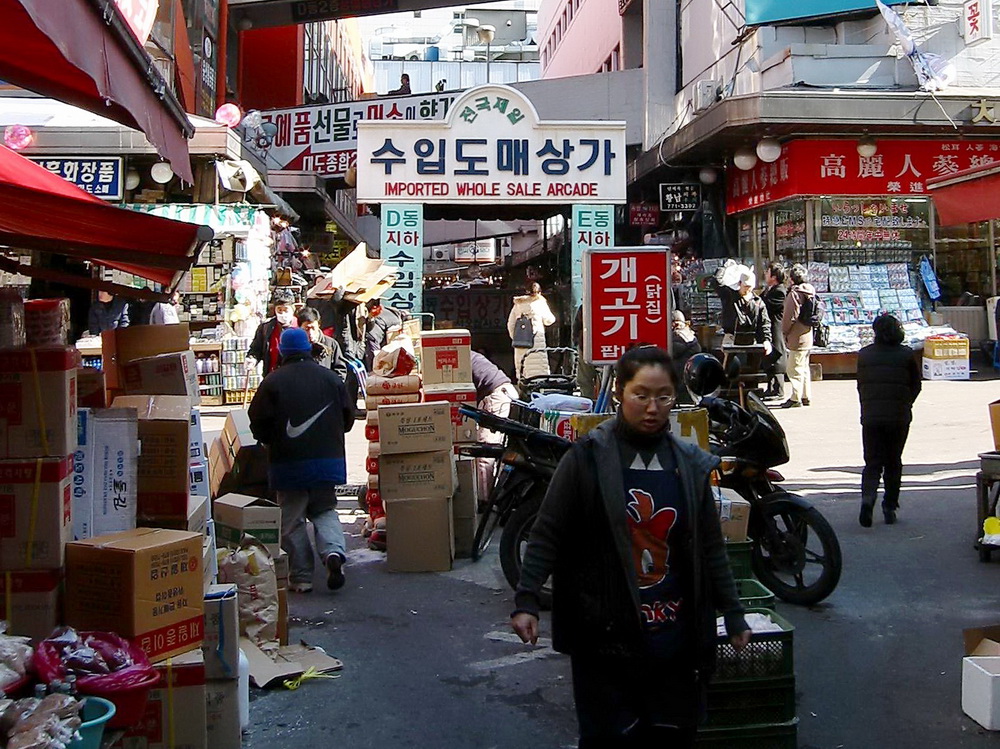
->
[627, 393, 676, 408]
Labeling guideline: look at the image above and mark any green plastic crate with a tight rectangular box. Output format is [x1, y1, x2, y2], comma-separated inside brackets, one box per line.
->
[735, 578, 776, 610]
[696, 718, 798, 748]
[715, 608, 794, 682]
[704, 676, 796, 728]
[726, 539, 754, 580]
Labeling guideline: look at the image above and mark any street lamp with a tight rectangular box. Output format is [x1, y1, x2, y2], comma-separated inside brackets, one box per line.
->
[477, 24, 496, 82]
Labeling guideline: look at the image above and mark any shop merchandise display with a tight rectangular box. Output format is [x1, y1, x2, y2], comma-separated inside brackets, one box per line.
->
[0, 693, 82, 749]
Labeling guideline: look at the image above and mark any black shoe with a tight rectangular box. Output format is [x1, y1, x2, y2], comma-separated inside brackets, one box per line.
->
[859, 501, 874, 528]
[326, 553, 346, 590]
[802, 398, 811, 406]
[780, 400, 801, 409]
[884, 508, 897, 525]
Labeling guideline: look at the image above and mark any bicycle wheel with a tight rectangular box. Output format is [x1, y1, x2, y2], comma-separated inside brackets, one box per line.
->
[471, 494, 505, 561]
[499, 494, 551, 610]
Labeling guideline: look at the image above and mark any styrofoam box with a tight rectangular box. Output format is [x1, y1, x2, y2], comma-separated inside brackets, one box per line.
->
[922, 357, 970, 381]
[963, 656, 1000, 730]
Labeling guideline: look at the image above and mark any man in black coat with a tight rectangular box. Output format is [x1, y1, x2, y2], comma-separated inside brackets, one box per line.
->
[760, 263, 788, 399]
[248, 288, 297, 377]
[856, 314, 922, 527]
[87, 291, 130, 334]
[363, 298, 403, 371]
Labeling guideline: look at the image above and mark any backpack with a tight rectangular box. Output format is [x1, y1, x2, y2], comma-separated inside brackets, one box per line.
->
[512, 315, 534, 348]
[797, 292, 825, 328]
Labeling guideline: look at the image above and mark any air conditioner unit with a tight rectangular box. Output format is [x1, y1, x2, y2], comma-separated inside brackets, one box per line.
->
[693, 79, 720, 114]
[430, 247, 451, 261]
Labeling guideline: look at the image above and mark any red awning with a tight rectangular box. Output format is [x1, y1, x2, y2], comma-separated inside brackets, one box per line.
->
[0, 0, 194, 182]
[0, 144, 211, 288]
[927, 161, 1000, 226]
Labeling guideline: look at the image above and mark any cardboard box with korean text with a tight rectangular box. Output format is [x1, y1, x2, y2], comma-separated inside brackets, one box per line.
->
[714, 489, 751, 543]
[963, 625, 1000, 730]
[189, 462, 209, 499]
[378, 403, 454, 455]
[73, 410, 95, 541]
[453, 458, 478, 558]
[205, 678, 241, 749]
[202, 583, 240, 680]
[420, 329, 472, 385]
[110, 649, 207, 749]
[213, 493, 282, 557]
[121, 351, 201, 404]
[74, 408, 138, 541]
[155, 495, 209, 536]
[0, 456, 72, 569]
[379, 450, 457, 501]
[220, 410, 268, 488]
[102, 323, 190, 390]
[76, 367, 106, 409]
[0, 347, 77, 459]
[423, 383, 478, 444]
[189, 409, 205, 465]
[111, 395, 191, 524]
[0, 569, 61, 641]
[385, 496, 454, 572]
[922, 356, 970, 381]
[65, 528, 204, 662]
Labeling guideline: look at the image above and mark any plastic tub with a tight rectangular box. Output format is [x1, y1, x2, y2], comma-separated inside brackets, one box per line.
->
[78, 669, 160, 729]
[67, 697, 116, 749]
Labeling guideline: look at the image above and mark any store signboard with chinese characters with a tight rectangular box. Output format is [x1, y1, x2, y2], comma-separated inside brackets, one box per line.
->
[356, 84, 627, 205]
[726, 138, 1000, 214]
[261, 92, 460, 178]
[745, 0, 908, 25]
[659, 183, 701, 212]
[964, 0, 993, 45]
[583, 248, 670, 365]
[629, 202, 660, 227]
[380, 204, 423, 314]
[29, 157, 123, 200]
[452, 239, 496, 264]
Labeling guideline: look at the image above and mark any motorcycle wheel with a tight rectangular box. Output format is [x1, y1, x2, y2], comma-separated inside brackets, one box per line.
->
[499, 496, 552, 611]
[751, 503, 842, 606]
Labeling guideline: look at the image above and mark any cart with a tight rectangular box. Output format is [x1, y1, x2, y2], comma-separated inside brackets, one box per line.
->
[975, 452, 1000, 562]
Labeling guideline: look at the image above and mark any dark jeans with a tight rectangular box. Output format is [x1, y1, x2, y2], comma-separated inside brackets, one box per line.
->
[571, 653, 699, 748]
[861, 422, 911, 510]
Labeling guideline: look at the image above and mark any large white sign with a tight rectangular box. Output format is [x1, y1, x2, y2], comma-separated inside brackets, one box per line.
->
[356, 85, 627, 205]
[964, 0, 993, 45]
[261, 93, 460, 178]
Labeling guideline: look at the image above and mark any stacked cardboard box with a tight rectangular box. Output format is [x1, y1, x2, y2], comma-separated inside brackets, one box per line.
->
[379, 403, 457, 572]
[207, 409, 269, 499]
[202, 584, 243, 748]
[0, 345, 78, 640]
[923, 334, 971, 381]
[419, 330, 476, 446]
[72, 407, 139, 541]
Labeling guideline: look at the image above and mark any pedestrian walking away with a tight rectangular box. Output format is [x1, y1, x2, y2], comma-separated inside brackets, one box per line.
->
[856, 314, 921, 527]
[247, 327, 355, 593]
[511, 345, 750, 748]
[781, 264, 816, 408]
[508, 281, 556, 381]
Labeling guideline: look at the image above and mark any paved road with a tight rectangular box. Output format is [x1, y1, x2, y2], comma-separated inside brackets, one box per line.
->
[229, 378, 1000, 748]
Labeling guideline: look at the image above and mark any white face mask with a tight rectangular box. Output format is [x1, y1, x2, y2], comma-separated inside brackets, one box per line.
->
[275, 311, 294, 326]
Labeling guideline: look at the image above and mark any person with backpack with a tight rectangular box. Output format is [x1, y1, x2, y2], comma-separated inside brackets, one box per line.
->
[780, 264, 819, 408]
[507, 282, 556, 382]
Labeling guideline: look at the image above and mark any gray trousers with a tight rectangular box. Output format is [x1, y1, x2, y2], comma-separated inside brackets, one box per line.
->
[276, 487, 346, 585]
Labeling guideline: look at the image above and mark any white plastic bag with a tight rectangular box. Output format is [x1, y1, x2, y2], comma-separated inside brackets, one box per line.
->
[528, 393, 593, 413]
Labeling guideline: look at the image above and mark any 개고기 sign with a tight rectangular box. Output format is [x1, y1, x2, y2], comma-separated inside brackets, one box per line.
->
[356, 84, 627, 205]
[583, 248, 671, 365]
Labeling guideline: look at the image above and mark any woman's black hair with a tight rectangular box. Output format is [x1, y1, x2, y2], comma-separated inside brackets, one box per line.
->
[296, 306, 321, 324]
[614, 345, 677, 392]
[767, 262, 786, 284]
[872, 313, 905, 345]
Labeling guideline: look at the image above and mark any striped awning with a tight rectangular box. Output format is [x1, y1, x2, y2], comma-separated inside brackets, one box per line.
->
[122, 203, 261, 238]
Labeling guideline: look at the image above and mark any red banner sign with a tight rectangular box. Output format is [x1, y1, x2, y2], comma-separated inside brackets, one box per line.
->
[583, 248, 671, 365]
[726, 138, 1000, 214]
[629, 202, 660, 227]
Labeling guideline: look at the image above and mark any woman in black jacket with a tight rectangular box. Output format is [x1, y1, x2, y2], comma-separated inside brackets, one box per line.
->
[856, 314, 922, 527]
[511, 346, 750, 748]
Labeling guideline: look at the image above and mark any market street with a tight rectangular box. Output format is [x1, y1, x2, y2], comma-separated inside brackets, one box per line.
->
[217, 377, 1000, 749]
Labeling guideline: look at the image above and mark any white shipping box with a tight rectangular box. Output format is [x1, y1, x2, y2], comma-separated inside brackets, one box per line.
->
[190, 409, 205, 464]
[190, 462, 209, 499]
[923, 357, 970, 381]
[72, 408, 138, 540]
[963, 657, 1000, 730]
[205, 679, 241, 749]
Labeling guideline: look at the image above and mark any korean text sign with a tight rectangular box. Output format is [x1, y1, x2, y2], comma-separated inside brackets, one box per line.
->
[571, 205, 614, 313]
[262, 92, 460, 178]
[584, 248, 671, 365]
[29, 157, 123, 200]
[356, 84, 627, 205]
[380, 204, 424, 314]
[726, 138, 1000, 214]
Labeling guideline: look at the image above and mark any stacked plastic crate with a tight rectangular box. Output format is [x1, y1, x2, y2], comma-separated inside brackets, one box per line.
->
[697, 499, 798, 747]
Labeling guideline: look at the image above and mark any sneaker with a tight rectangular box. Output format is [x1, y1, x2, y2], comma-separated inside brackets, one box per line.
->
[884, 508, 897, 525]
[802, 398, 811, 406]
[780, 400, 802, 409]
[326, 553, 346, 590]
[859, 500, 874, 528]
[289, 581, 313, 593]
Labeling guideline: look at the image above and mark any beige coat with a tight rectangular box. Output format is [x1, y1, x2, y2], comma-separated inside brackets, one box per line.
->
[782, 283, 816, 351]
[508, 293, 556, 380]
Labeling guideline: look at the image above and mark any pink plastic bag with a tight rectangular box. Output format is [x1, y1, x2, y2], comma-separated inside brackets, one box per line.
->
[34, 630, 157, 691]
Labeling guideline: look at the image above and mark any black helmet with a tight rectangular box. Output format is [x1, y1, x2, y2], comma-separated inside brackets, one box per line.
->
[684, 353, 725, 396]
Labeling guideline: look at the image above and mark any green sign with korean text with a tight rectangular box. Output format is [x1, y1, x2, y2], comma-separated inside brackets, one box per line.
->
[381, 204, 423, 314]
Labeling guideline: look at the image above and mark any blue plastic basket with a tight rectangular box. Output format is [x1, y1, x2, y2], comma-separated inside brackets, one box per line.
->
[67, 696, 116, 749]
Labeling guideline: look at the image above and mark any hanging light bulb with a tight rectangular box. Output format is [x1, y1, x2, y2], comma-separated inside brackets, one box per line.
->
[4, 125, 34, 151]
[698, 167, 718, 185]
[756, 137, 782, 163]
[857, 135, 878, 158]
[733, 146, 758, 171]
[125, 169, 141, 190]
[150, 162, 175, 184]
[214, 103, 243, 128]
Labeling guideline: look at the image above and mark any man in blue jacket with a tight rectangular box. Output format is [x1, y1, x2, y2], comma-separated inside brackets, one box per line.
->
[248, 328, 355, 592]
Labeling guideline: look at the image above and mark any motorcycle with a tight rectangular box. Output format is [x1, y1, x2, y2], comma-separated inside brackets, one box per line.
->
[457, 404, 571, 610]
[688, 354, 842, 605]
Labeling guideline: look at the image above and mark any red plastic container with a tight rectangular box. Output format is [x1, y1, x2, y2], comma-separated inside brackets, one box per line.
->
[365, 455, 380, 474]
[78, 669, 160, 729]
[365, 424, 379, 441]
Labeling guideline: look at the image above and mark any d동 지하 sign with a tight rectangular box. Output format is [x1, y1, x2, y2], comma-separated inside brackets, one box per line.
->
[356, 84, 627, 205]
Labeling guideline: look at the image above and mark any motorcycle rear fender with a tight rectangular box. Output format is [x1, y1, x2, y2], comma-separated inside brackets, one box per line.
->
[755, 489, 812, 512]
[496, 470, 542, 507]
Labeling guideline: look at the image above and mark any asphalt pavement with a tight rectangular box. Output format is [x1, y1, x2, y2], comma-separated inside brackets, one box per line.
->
[223, 373, 1000, 748]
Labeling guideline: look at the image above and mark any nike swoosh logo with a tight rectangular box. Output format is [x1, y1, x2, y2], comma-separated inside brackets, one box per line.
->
[286, 404, 332, 439]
